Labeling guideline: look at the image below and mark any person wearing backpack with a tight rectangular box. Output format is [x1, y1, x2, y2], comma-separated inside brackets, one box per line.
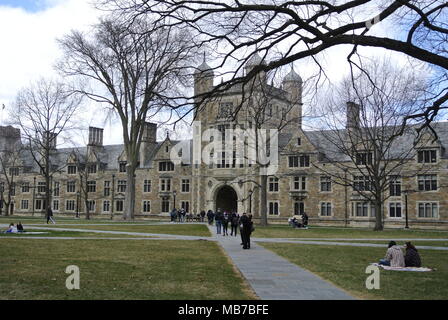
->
[215, 209, 223, 234]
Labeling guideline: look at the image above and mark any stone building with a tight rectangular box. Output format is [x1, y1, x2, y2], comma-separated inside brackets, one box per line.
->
[2, 55, 448, 229]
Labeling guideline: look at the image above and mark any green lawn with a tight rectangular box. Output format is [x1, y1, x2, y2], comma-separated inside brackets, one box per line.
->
[0, 229, 152, 238]
[0, 239, 255, 300]
[305, 239, 448, 248]
[253, 225, 448, 239]
[45, 224, 211, 237]
[261, 242, 448, 300]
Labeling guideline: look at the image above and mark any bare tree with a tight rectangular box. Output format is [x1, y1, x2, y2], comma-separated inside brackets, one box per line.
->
[312, 58, 429, 230]
[11, 78, 83, 221]
[57, 15, 198, 220]
[0, 140, 23, 216]
[102, 0, 448, 131]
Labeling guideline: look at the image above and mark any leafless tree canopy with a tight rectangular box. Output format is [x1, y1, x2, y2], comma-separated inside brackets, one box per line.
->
[57, 16, 199, 219]
[101, 0, 448, 130]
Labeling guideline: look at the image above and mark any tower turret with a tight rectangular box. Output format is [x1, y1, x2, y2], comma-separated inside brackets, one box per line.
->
[282, 65, 303, 129]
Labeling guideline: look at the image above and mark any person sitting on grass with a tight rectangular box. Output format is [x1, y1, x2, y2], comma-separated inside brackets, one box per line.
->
[17, 222, 24, 233]
[4, 223, 18, 233]
[379, 241, 405, 267]
[404, 241, 422, 267]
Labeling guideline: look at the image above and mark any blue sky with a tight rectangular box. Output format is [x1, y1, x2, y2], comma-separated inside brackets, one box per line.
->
[0, 0, 48, 12]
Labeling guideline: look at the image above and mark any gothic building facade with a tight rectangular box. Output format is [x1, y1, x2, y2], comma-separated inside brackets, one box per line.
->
[2, 55, 448, 229]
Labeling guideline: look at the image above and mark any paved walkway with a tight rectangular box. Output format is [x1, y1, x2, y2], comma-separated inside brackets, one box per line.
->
[207, 225, 354, 300]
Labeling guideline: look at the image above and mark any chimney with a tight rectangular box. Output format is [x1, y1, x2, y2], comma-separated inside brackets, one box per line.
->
[346, 101, 360, 130]
[88, 127, 104, 147]
[43, 131, 57, 150]
[140, 122, 158, 166]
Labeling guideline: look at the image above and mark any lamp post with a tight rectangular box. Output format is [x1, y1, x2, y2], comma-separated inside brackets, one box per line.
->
[76, 191, 80, 219]
[111, 174, 115, 220]
[402, 189, 412, 229]
[173, 190, 177, 211]
[249, 189, 253, 214]
[32, 177, 36, 217]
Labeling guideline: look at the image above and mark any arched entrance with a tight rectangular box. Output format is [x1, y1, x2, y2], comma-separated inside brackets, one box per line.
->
[215, 185, 238, 213]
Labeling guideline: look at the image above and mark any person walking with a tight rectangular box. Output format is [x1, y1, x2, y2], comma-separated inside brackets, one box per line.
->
[200, 210, 206, 222]
[240, 212, 253, 249]
[222, 211, 229, 236]
[215, 209, 223, 235]
[46, 207, 55, 224]
[230, 212, 239, 236]
[207, 210, 214, 225]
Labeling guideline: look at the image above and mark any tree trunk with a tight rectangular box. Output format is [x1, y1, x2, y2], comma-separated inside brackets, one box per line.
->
[374, 199, 383, 231]
[124, 169, 136, 220]
[85, 199, 90, 220]
[259, 174, 268, 226]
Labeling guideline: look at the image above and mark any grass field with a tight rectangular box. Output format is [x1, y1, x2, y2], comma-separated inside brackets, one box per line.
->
[0, 239, 255, 300]
[260, 242, 448, 300]
[252, 224, 448, 239]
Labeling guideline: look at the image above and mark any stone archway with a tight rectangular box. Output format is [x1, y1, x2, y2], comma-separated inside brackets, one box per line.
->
[215, 185, 238, 213]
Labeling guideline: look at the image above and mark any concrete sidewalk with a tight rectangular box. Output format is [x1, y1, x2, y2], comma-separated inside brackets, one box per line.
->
[207, 225, 354, 300]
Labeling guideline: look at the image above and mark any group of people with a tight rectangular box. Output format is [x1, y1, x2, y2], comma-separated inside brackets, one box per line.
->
[3, 222, 24, 233]
[288, 212, 309, 229]
[207, 209, 254, 249]
[379, 241, 422, 267]
[169, 208, 207, 223]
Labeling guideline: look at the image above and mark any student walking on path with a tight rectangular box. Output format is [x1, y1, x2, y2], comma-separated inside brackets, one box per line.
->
[230, 212, 239, 236]
[46, 207, 55, 224]
[215, 209, 223, 235]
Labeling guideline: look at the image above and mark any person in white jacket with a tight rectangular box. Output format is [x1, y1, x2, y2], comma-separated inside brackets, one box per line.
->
[379, 241, 405, 267]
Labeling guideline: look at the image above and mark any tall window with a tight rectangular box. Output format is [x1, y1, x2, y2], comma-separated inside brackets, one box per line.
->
[268, 202, 279, 215]
[294, 202, 305, 215]
[160, 178, 171, 192]
[417, 175, 437, 191]
[356, 152, 373, 165]
[67, 181, 76, 193]
[87, 181, 96, 193]
[103, 200, 110, 213]
[37, 182, 46, 193]
[320, 202, 332, 216]
[320, 176, 332, 192]
[66, 200, 75, 211]
[68, 165, 77, 174]
[142, 200, 151, 213]
[104, 181, 110, 197]
[288, 155, 310, 168]
[117, 180, 127, 193]
[181, 179, 190, 193]
[159, 161, 174, 172]
[143, 180, 151, 193]
[53, 200, 59, 211]
[53, 182, 60, 197]
[22, 182, 30, 193]
[268, 177, 279, 192]
[292, 176, 306, 191]
[87, 200, 95, 212]
[353, 176, 372, 191]
[389, 176, 401, 196]
[418, 202, 438, 218]
[417, 150, 437, 163]
[389, 202, 402, 218]
[87, 164, 97, 174]
[161, 199, 170, 213]
[181, 201, 190, 213]
[21, 200, 29, 210]
[116, 200, 124, 212]
[352, 202, 373, 217]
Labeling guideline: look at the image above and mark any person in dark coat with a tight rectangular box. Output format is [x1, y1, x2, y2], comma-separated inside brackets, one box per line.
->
[240, 213, 253, 249]
[46, 207, 55, 224]
[207, 210, 214, 225]
[215, 209, 224, 234]
[222, 212, 229, 236]
[200, 210, 206, 222]
[302, 212, 309, 227]
[404, 242, 422, 267]
[230, 212, 239, 236]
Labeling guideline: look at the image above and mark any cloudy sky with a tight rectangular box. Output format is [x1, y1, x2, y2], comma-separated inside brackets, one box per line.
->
[0, 0, 125, 144]
[0, 1, 426, 146]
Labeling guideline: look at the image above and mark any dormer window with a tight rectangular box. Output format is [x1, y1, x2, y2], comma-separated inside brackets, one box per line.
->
[159, 161, 174, 172]
[166, 146, 169, 153]
[9, 167, 19, 176]
[355, 152, 373, 165]
[417, 150, 437, 163]
[87, 164, 97, 174]
[67, 165, 77, 174]
[119, 162, 127, 173]
[297, 138, 301, 146]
